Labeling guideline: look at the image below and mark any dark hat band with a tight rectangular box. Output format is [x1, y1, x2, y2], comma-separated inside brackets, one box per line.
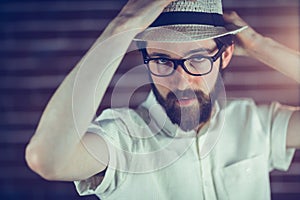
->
[149, 12, 225, 27]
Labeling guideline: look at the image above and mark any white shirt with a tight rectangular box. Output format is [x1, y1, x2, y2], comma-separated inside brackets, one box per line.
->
[74, 91, 296, 200]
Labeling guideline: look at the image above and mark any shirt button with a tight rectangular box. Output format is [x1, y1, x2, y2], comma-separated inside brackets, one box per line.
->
[246, 167, 251, 173]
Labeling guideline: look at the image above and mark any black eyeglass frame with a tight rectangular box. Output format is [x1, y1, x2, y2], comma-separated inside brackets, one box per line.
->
[141, 45, 227, 77]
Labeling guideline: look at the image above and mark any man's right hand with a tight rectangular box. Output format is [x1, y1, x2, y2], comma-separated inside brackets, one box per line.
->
[114, 0, 176, 31]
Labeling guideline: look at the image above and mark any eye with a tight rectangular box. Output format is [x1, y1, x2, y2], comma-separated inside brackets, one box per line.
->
[153, 58, 173, 67]
[156, 58, 169, 64]
[190, 55, 206, 62]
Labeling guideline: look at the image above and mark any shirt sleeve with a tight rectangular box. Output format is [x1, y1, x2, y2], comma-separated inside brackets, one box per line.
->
[74, 109, 132, 199]
[258, 102, 296, 171]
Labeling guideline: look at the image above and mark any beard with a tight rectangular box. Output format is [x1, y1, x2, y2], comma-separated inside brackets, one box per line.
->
[151, 83, 213, 132]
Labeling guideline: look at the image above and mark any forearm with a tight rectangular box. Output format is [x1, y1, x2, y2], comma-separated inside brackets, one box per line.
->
[245, 34, 300, 83]
[25, 19, 141, 176]
[224, 12, 300, 83]
[25, 0, 175, 179]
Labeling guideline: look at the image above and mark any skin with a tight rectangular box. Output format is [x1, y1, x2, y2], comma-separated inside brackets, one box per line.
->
[25, 0, 300, 182]
[147, 40, 234, 131]
[147, 40, 232, 99]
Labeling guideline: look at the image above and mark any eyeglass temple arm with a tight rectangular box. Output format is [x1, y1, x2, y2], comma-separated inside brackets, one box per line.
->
[211, 45, 227, 62]
[140, 49, 149, 63]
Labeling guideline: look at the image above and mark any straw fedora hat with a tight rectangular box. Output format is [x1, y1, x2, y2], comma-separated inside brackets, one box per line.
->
[134, 0, 247, 42]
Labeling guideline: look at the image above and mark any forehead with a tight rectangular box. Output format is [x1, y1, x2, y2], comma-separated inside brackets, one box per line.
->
[145, 39, 216, 56]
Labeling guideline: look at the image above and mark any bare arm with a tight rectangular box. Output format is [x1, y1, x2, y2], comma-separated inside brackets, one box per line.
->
[224, 11, 300, 83]
[25, 0, 175, 181]
[224, 12, 300, 149]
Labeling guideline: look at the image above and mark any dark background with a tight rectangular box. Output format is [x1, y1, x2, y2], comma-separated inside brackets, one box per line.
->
[0, 0, 299, 199]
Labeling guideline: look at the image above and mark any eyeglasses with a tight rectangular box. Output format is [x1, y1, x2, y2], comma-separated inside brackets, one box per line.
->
[141, 45, 226, 77]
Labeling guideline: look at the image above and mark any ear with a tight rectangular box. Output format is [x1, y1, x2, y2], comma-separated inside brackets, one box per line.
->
[221, 44, 234, 70]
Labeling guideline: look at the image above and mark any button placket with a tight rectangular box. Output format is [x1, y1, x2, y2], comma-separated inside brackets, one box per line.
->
[200, 157, 217, 200]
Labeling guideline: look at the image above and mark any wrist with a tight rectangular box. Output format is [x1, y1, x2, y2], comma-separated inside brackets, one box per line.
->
[101, 16, 144, 40]
[242, 29, 264, 55]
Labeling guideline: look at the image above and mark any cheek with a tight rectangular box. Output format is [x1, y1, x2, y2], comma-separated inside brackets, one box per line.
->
[151, 76, 171, 99]
[196, 63, 220, 94]
[207, 68, 219, 89]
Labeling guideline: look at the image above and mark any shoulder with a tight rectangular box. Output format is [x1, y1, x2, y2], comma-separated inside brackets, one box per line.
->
[222, 98, 295, 131]
[224, 98, 258, 112]
[224, 98, 295, 117]
[92, 107, 149, 133]
[94, 107, 139, 122]
[222, 98, 270, 124]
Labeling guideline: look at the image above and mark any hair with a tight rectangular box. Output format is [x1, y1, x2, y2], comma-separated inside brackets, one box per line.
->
[214, 34, 234, 73]
[136, 40, 147, 50]
[214, 34, 234, 48]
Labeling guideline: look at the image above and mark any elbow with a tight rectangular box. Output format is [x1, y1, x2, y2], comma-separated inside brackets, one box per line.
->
[25, 143, 59, 181]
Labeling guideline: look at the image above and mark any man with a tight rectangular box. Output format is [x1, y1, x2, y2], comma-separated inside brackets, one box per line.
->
[25, 0, 300, 199]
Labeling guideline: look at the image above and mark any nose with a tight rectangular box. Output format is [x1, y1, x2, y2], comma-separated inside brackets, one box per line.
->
[173, 64, 194, 90]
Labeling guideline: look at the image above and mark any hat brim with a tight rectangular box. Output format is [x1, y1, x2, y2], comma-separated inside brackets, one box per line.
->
[133, 24, 248, 43]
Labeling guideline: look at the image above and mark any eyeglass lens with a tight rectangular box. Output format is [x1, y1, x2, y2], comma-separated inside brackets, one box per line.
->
[148, 57, 212, 76]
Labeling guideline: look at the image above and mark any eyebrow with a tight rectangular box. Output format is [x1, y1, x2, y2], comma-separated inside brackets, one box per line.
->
[148, 52, 171, 58]
[148, 47, 216, 58]
[188, 47, 216, 55]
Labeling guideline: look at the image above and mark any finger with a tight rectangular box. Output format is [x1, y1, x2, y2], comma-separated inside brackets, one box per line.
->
[223, 11, 248, 27]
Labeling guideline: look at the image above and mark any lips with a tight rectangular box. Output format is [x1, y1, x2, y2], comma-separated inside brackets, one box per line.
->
[176, 97, 197, 106]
